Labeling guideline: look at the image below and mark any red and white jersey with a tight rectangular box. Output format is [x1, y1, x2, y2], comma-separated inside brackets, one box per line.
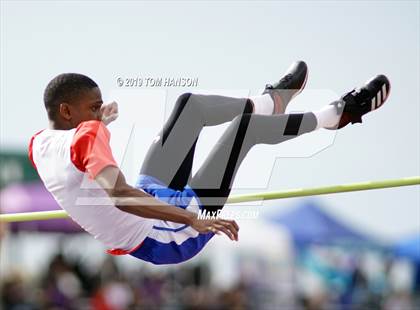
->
[29, 120, 153, 253]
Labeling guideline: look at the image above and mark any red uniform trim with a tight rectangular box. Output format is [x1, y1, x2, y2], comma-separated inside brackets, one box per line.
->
[28, 130, 45, 170]
[70, 120, 118, 179]
[106, 241, 144, 256]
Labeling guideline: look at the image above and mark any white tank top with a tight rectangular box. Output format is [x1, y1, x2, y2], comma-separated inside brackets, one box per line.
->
[29, 120, 153, 253]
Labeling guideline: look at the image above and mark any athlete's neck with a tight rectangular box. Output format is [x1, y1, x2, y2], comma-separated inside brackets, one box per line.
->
[49, 120, 75, 130]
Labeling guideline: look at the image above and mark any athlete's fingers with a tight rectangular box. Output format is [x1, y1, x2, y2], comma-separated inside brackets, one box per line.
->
[208, 225, 222, 235]
[101, 103, 111, 113]
[108, 113, 119, 122]
[216, 220, 238, 241]
[227, 219, 239, 231]
[212, 223, 235, 240]
[109, 101, 118, 113]
[208, 226, 221, 235]
[102, 113, 119, 125]
[234, 220, 239, 231]
[218, 220, 239, 241]
[101, 101, 118, 115]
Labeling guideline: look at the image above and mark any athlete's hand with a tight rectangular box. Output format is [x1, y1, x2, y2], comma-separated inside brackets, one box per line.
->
[191, 216, 239, 241]
[101, 101, 119, 125]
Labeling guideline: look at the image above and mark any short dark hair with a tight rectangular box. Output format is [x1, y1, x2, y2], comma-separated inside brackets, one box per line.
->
[44, 73, 98, 120]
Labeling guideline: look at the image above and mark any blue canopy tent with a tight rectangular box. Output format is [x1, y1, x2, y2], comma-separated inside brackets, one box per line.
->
[394, 235, 420, 263]
[394, 234, 420, 291]
[267, 199, 380, 248]
[266, 199, 383, 295]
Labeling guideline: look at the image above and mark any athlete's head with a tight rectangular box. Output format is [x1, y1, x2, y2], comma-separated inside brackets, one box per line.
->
[44, 73, 103, 129]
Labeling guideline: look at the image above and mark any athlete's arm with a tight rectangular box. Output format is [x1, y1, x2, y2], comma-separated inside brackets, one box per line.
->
[95, 165, 239, 241]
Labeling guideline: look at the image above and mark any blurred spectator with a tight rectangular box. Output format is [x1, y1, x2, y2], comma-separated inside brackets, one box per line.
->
[1, 272, 38, 310]
[38, 253, 83, 309]
[2, 244, 420, 309]
[0, 219, 8, 241]
[91, 280, 135, 310]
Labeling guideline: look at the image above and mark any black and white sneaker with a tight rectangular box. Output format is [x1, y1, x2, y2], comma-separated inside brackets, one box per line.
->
[328, 74, 391, 129]
[263, 60, 308, 114]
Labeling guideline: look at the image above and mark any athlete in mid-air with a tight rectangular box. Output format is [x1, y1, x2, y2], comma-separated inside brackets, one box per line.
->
[29, 61, 390, 264]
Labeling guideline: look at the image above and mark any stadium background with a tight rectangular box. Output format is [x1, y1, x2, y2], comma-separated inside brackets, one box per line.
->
[1, 1, 419, 309]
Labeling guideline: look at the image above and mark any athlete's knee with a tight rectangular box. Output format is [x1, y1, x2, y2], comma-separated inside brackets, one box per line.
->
[228, 113, 262, 147]
[174, 92, 193, 112]
[224, 113, 254, 145]
[231, 113, 252, 129]
[177, 92, 192, 102]
[244, 98, 254, 114]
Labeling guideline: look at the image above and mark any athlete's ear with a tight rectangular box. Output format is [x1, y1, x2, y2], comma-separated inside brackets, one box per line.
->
[59, 103, 72, 121]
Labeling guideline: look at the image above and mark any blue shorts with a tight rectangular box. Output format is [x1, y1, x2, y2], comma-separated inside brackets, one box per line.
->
[129, 174, 214, 265]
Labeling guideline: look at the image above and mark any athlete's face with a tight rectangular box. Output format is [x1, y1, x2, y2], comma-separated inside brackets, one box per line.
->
[60, 87, 103, 128]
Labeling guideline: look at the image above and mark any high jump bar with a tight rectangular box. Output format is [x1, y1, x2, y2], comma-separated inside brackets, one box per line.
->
[1, 176, 419, 223]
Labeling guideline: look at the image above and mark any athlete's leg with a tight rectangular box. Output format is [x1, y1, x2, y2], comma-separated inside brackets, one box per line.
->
[190, 112, 318, 211]
[139, 61, 308, 190]
[139, 93, 254, 190]
[189, 74, 392, 212]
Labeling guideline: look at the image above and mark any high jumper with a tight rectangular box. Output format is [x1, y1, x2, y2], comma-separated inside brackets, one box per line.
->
[27, 61, 391, 264]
